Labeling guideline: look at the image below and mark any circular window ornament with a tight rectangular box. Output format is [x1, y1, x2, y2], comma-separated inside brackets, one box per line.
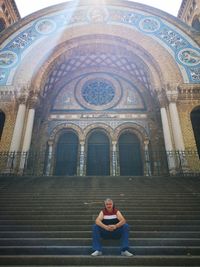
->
[75, 73, 122, 110]
[178, 48, 200, 66]
[87, 7, 109, 23]
[139, 17, 160, 33]
[0, 50, 18, 68]
[35, 19, 56, 35]
[82, 79, 115, 106]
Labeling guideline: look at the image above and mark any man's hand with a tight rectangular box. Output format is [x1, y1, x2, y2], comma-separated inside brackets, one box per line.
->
[106, 225, 117, 231]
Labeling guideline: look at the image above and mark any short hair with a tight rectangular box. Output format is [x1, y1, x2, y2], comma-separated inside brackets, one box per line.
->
[104, 198, 113, 203]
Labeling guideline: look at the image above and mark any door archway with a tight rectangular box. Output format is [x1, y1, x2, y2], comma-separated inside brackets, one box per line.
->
[54, 131, 78, 175]
[0, 111, 5, 140]
[191, 107, 200, 158]
[86, 131, 110, 176]
[119, 132, 143, 176]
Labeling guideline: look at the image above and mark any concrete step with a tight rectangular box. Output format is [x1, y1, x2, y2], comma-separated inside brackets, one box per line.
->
[1, 231, 200, 238]
[1, 215, 200, 220]
[1, 225, 200, 231]
[0, 246, 200, 255]
[2, 266, 198, 267]
[1, 195, 199, 199]
[4, 266, 197, 267]
[1, 210, 200, 215]
[1, 219, 200, 226]
[0, 195, 198, 200]
[0, 255, 200, 266]
[0, 238, 200, 246]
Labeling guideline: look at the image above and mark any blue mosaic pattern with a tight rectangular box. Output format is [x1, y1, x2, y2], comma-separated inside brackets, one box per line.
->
[82, 79, 115, 106]
[0, 5, 200, 85]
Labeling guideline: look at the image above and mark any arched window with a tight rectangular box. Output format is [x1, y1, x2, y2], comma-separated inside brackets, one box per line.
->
[191, 107, 200, 157]
[192, 17, 200, 31]
[0, 18, 6, 32]
[0, 111, 5, 140]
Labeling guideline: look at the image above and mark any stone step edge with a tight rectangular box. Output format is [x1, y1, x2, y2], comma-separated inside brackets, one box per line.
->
[1, 237, 200, 241]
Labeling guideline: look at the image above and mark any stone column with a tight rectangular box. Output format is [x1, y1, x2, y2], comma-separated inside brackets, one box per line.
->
[79, 141, 85, 176]
[9, 100, 26, 153]
[166, 88, 187, 172]
[158, 91, 176, 174]
[112, 141, 117, 176]
[169, 107, 185, 151]
[45, 141, 53, 176]
[144, 140, 151, 176]
[166, 89, 185, 151]
[7, 95, 27, 173]
[19, 95, 38, 172]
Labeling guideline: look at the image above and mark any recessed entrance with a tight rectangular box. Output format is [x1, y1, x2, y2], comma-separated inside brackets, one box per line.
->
[86, 131, 110, 176]
[54, 131, 78, 175]
[119, 132, 143, 176]
[191, 107, 200, 158]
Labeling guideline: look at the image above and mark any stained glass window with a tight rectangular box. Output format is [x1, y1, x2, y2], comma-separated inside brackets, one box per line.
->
[81, 79, 115, 106]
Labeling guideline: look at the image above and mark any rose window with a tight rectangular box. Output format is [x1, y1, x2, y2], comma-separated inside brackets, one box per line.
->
[81, 79, 115, 106]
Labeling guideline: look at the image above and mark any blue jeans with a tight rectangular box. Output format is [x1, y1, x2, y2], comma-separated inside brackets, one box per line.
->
[92, 223, 130, 252]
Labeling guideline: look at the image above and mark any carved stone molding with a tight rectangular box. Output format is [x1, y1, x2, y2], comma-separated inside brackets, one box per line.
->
[178, 83, 200, 100]
[84, 123, 114, 140]
[49, 123, 84, 142]
[0, 86, 16, 101]
[114, 122, 149, 143]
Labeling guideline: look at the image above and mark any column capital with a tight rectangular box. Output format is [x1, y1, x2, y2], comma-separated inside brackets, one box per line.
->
[165, 83, 179, 103]
[48, 140, 54, 146]
[80, 141, 85, 146]
[144, 139, 149, 146]
[18, 92, 28, 105]
[16, 83, 30, 105]
[157, 90, 168, 108]
[28, 92, 39, 109]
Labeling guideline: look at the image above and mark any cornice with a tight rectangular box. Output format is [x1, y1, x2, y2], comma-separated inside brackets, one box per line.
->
[178, 83, 200, 100]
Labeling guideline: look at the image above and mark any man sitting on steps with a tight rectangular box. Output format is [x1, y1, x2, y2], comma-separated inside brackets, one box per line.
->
[91, 198, 133, 257]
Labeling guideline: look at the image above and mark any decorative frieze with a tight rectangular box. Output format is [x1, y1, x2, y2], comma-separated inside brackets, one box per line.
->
[50, 113, 147, 120]
[48, 119, 149, 137]
[0, 85, 16, 101]
[178, 83, 200, 100]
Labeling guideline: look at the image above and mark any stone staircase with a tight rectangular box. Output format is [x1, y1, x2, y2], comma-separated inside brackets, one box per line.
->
[0, 175, 200, 266]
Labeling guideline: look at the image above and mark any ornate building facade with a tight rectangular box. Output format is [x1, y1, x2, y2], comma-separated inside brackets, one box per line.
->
[178, 0, 200, 30]
[0, 0, 20, 32]
[0, 0, 200, 176]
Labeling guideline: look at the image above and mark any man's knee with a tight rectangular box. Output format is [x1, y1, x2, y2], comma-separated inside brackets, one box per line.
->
[121, 223, 129, 231]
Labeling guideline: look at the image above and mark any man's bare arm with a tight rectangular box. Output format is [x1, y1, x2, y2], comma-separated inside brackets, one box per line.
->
[95, 211, 110, 230]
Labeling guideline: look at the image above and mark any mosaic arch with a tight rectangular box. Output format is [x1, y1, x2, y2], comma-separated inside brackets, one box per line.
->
[49, 123, 84, 142]
[114, 123, 149, 143]
[0, 1, 200, 86]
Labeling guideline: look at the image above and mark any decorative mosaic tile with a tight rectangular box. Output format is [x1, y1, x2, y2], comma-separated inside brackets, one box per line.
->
[0, 5, 200, 85]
